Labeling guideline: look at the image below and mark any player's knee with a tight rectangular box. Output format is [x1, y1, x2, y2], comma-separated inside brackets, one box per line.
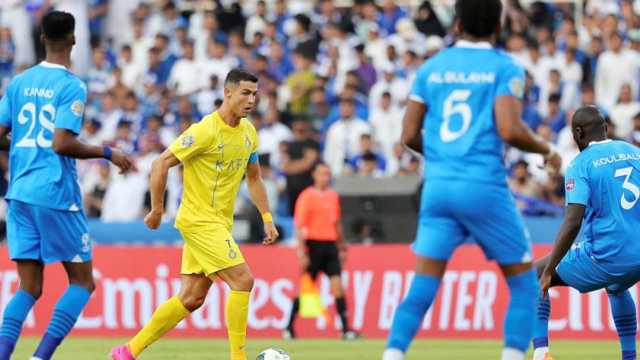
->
[181, 293, 207, 312]
[237, 273, 254, 292]
[71, 278, 96, 294]
[21, 284, 43, 300]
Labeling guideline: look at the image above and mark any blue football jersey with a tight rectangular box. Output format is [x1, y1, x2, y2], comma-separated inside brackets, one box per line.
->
[0, 62, 87, 211]
[410, 41, 525, 185]
[565, 140, 640, 267]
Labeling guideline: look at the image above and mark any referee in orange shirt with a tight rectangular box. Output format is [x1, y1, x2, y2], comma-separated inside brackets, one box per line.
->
[283, 162, 358, 340]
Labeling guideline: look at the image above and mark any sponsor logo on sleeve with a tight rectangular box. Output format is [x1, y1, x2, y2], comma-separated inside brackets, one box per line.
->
[181, 134, 195, 148]
[71, 100, 85, 116]
[508, 77, 524, 98]
[566, 178, 575, 192]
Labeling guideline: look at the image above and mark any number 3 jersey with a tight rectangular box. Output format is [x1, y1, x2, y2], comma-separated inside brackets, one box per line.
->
[410, 41, 525, 186]
[0, 62, 87, 211]
[565, 139, 640, 268]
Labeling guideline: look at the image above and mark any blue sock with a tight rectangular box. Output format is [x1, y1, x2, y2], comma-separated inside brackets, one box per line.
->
[533, 295, 550, 349]
[608, 290, 637, 360]
[33, 285, 90, 360]
[0, 290, 36, 360]
[504, 269, 538, 352]
[386, 274, 440, 352]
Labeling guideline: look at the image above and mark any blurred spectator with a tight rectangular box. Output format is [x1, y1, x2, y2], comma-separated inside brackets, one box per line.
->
[281, 120, 320, 215]
[610, 84, 640, 139]
[354, 44, 377, 94]
[196, 75, 221, 116]
[595, 32, 638, 110]
[542, 93, 566, 134]
[286, 50, 315, 115]
[630, 112, 640, 147]
[118, 45, 143, 90]
[87, 47, 112, 97]
[83, 161, 110, 218]
[202, 40, 237, 85]
[324, 98, 371, 175]
[245, 1, 268, 45]
[79, 118, 104, 146]
[356, 152, 385, 178]
[349, 134, 386, 174]
[88, 0, 108, 44]
[0, 0, 35, 67]
[414, 1, 445, 37]
[379, 0, 408, 36]
[370, 91, 402, 161]
[508, 160, 544, 201]
[258, 105, 293, 168]
[0, 27, 15, 84]
[369, 63, 409, 110]
[167, 40, 202, 96]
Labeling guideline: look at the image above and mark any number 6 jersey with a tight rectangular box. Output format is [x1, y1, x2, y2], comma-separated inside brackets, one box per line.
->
[565, 139, 640, 269]
[0, 61, 87, 211]
[409, 40, 525, 186]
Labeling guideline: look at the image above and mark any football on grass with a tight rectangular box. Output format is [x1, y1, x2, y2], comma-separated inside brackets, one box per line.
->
[256, 348, 291, 360]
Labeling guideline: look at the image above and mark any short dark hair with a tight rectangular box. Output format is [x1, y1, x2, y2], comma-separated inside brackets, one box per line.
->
[224, 69, 258, 86]
[42, 11, 75, 40]
[455, 0, 502, 38]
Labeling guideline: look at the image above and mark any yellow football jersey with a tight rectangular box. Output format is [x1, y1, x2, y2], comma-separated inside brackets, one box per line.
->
[169, 111, 258, 232]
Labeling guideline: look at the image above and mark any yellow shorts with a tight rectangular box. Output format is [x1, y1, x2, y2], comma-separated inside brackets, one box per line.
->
[179, 228, 245, 276]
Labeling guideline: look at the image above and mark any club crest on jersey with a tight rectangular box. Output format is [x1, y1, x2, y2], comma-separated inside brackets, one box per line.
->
[566, 178, 575, 192]
[71, 100, 84, 116]
[181, 135, 195, 148]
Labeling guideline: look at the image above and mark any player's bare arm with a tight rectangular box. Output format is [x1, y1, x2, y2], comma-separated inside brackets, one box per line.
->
[495, 95, 561, 170]
[0, 125, 9, 151]
[144, 149, 180, 229]
[539, 203, 585, 296]
[52, 128, 134, 173]
[401, 100, 426, 154]
[245, 161, 279, 245]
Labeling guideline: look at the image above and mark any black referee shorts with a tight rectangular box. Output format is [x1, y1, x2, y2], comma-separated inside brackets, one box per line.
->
[305, 240, 342, 279]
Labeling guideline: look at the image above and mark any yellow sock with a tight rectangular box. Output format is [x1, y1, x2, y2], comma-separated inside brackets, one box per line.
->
[128, 296, 190, 357]
[226, 290, 250, 360]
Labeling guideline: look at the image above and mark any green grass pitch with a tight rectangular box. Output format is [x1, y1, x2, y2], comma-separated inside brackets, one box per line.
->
[11, 337, 622, 359]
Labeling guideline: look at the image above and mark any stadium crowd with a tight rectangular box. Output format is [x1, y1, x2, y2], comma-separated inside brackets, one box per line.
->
[0, 0, 640, 221]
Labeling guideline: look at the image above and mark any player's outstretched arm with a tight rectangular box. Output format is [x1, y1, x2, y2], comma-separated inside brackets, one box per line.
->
[246, 162, 279, 244]
[401, 100, 426, 154]
[52, 128, 134, 172]
[495, 96, 561, 170]
[539, 203, 585, 295]
[144, 149, 180, 230]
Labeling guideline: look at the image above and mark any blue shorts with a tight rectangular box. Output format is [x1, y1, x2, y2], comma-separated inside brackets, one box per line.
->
[6, 200, 91, 264]
[556, 242, 640, 294]
[413, 180, 532, 265]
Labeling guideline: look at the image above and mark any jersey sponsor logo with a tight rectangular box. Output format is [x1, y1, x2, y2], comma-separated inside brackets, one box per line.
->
[181, 134, 195, 148]
[566, 178, 575, 192]
[427, 71, 495, 84]
[71, 100, 85, 116]
[508, 77, 524, 98]
[23, 87, 54, 98]
[244, 135, 252, 150]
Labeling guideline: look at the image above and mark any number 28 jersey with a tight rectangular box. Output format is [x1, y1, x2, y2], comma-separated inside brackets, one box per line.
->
[0, 62, 87, 211]
[410, 41, 525, 186]
[565, 140, 640, 268]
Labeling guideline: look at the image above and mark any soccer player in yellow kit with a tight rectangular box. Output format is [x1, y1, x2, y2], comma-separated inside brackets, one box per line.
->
[111, 69, 278, 360]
